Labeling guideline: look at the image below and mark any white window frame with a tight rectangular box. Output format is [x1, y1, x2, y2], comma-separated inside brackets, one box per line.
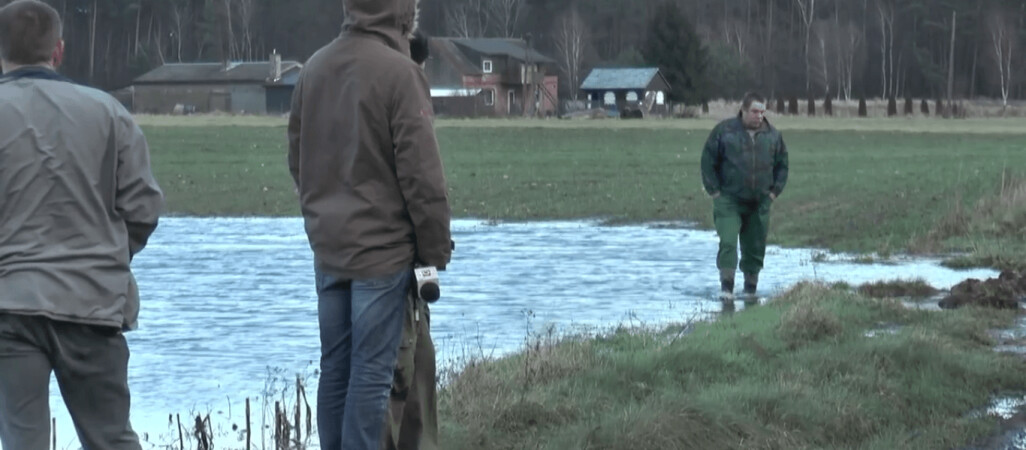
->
[483, 59, 493, 74]
[484, 89, 495, 106]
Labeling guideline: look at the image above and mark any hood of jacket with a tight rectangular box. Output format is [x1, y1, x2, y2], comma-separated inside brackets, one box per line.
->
[343, 0, 419, 53]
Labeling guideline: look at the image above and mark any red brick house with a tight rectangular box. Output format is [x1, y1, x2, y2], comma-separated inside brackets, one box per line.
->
[424, 38, 558, 117]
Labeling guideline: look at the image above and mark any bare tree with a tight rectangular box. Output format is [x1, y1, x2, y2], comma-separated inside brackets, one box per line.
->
[446, 0, 490, 38]
[553, 7, 587, 101]
[723, 18, 748, 63]
[236, 0, 255, 60]
[88, 0, 97, 83]
[446, 3, 473, 37]
[133, 0, 142, 57]
[815, 22, 830, 97]
[221, 0, 237, 61]
[988, 9, 1016, 107]
[794, 0, 816, 93]
[876, 0, 895, 98]
[488, 0, 523, 38]
[947, 10, 956, 101]
[837, 22, 862, 101]
[171, 2, 186, 62]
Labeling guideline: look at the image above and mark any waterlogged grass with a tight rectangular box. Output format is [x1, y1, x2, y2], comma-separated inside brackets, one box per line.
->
[438, 283, 1026, 449]
[141, 119, 1026, 269]
[857, 278, 941, 299]
[137, 118, 1026, 447]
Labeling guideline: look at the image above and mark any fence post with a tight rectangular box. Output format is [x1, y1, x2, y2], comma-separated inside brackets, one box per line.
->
[246, 398, 252, 450]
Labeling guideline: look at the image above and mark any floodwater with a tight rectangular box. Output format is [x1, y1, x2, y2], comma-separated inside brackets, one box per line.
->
[19, 218, 1002, 450]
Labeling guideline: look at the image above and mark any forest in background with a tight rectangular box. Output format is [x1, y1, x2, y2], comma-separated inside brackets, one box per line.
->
[7, 0, 1025, 105]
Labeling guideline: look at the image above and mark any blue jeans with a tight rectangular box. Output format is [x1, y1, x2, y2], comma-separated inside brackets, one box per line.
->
[315, 266, 410, 450]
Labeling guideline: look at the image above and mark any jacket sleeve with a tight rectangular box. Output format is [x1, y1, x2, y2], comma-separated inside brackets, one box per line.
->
[114, 105, 164, 258]
[771, 133, 789, 196]
[287, 72, 303, 189]
[700, 124, 722, 195]
[390, 65, 452, 269]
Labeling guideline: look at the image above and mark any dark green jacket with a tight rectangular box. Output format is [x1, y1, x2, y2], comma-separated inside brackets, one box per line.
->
[701, 115, 789, 201]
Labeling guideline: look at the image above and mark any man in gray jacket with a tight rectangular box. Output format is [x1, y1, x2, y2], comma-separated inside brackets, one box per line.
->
[288, 0, 451, 449]
[0, 2, 164, 449]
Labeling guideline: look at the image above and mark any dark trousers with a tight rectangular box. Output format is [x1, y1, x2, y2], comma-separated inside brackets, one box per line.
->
[0, 314, 141, 450]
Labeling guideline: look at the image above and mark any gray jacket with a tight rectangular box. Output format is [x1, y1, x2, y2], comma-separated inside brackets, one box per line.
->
[0, 67, 164, 330]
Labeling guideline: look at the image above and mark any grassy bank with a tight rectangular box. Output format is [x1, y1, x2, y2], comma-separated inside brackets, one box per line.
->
[438, 283, 1026, 449]
[142, 118, 1026, 270]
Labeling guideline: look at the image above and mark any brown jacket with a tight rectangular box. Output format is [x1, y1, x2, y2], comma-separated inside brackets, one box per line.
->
[288, 0, 451, 279]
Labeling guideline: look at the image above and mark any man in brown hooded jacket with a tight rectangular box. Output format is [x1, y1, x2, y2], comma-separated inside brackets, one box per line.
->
[287, 0, 451, 449]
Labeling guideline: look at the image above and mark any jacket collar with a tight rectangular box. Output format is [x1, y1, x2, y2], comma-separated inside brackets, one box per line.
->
[0, 66, 72, 84]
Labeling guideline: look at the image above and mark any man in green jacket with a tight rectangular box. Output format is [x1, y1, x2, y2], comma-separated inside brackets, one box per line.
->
[700, 92, 789, 301]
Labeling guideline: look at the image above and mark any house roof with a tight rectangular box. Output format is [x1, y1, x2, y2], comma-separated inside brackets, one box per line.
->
[580, 68, 665, 90]
[428, 39, 484, 81]
[447, 38, 556, 65]
[424, 37, 558, 89]
[133, 61, 303, 85]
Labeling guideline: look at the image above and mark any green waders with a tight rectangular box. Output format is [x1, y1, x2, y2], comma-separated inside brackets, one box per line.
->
[714, 195, 773, 284]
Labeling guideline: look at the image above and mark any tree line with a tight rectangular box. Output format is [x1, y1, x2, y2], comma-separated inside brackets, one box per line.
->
[6, 0, 1025, 106]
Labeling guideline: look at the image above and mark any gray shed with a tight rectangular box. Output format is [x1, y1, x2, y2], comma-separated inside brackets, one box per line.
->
[579, 67, 672, 116]
[128, 53, 301, 115]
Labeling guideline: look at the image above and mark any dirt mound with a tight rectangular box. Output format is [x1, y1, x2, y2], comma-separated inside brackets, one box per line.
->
[938, 271, 1026, 309]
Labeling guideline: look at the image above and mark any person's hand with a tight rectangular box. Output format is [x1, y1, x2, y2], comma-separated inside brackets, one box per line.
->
[769, 192, 777, 200]
[710, 191, 721, 199]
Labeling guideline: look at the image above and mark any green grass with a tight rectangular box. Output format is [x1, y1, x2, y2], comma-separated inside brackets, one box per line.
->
[143, 126, 297, 216]
[438, 283, 1026, 449]
[137, 114, 1026, 134]
[142, 119, 1026, 269]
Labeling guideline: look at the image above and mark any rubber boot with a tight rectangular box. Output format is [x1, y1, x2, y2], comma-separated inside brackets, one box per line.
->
[743, 272, 759, 301]
[720, 268, 735, 301]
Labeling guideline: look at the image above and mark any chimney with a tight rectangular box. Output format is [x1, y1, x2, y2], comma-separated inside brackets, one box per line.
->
[270, 49, 282, 82]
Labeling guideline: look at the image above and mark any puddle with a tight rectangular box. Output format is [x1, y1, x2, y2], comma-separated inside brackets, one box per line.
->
[22, 218, 1003, 450]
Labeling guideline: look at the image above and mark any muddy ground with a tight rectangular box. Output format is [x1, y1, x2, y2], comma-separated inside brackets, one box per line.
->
[939, 271, 1026, 310]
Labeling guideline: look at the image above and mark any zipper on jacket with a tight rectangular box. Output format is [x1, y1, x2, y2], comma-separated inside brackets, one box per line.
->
[750, 131, 757, 193]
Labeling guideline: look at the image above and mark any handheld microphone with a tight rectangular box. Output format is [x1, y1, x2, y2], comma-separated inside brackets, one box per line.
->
[414, 266, 440, 302]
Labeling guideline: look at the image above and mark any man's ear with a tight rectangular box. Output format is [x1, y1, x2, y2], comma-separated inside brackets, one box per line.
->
[52, 39, 65, 68]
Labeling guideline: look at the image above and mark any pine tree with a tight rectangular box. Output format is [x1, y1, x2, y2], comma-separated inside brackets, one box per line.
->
[640, 1, 707, 104]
